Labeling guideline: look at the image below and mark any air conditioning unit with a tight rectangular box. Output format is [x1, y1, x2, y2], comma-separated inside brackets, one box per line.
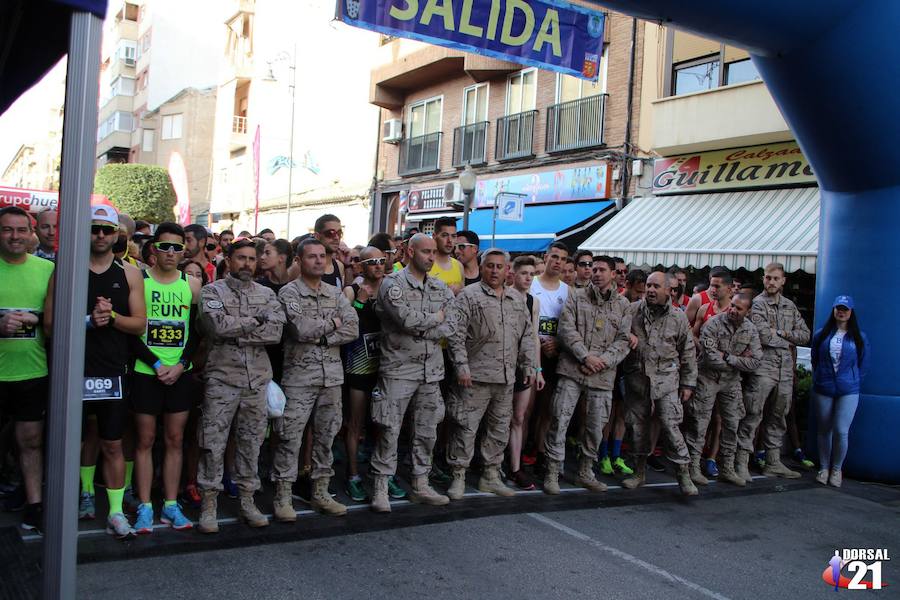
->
[382, 119, 402, 144]
[443, 181, 463, 209]
[123, 57, 136, 66]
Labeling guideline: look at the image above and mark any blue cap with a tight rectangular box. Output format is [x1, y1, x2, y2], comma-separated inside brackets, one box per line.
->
[832, 295, 854, 309]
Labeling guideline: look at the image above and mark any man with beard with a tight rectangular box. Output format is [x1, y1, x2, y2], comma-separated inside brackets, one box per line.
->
[185, 224, 216, 283]
[613, 258, 627, 294]
[196, 238, 285, 532]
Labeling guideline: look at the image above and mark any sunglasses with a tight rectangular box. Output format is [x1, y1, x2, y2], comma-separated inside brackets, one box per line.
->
[577, 261, 593, 268]
[384, 248, 398, 255]
[349, 256, 361, 263]
[206, 243, 218, 251]
[91, 224, 118, 236]
[360, 257, 387, 266]
[153, 241, 185, 253]
[455, 243, 477, 250]
[319, 228, 343, 239]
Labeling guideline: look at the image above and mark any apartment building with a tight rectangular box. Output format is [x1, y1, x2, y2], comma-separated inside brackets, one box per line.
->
[368, 9, 651, 252]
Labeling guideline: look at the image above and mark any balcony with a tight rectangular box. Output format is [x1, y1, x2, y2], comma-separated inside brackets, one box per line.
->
[399, 132, 442, 176]
[546, 94, 607, 153]
[98, 93, 134, 123]
[651, 80, 791, 155]
[496, 111, 536, 161]
[452, 122, 489, 167]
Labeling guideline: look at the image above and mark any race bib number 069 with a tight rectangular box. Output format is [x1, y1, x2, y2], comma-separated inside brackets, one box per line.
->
[83, 376, 123, 401]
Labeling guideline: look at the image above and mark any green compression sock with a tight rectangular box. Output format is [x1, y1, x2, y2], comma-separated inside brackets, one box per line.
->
[124, 461, 134, 489]
[164, 499, 177, 508]
[80, 465, 96, 496]
[107, 487, 125, 516]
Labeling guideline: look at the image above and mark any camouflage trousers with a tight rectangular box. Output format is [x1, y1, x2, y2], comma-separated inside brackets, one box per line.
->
[198, 379, 268, 493]
[545, 376, 612, 463]
[685, 373, 743, 459]
[273, 384, 342, 482]
[370, 377, 445, 478]
[738, 373, 792, 453]
[446, 382, 514, 469]
[625, 374, 689, 465]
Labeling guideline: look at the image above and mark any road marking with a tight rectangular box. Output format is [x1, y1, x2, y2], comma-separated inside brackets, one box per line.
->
[527, 512, 733, 600]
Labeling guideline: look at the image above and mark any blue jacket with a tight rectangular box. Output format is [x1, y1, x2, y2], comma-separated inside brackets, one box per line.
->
[811, 328, 870, 396]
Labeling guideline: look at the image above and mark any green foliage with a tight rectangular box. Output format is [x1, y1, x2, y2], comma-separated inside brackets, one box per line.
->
[94, 164, 177, 223]
[796, 363, 813, 408]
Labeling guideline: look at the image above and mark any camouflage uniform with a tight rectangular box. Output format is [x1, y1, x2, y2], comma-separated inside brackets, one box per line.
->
[622, 300, 697, 464]
[546, 285, 632, 463]
[274, 279, 358, 482]
[738, 293, 810, 453]
[446, 283, 533, 469]
[370, 268, 454, 478]
[197, 275, 285, 493]
[687, 313, 761, 461]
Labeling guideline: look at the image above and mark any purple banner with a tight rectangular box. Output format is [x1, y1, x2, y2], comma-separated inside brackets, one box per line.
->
[338, 0, 605, 80]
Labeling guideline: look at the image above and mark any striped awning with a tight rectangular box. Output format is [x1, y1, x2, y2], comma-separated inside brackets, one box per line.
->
[580, 187, 820, 273]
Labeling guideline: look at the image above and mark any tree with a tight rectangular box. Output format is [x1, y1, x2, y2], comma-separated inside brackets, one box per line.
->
[94, 164, 177, 223]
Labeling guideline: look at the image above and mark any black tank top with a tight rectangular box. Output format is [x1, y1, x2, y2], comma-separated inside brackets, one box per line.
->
[526, 292, 534, 318]
[321, 258, 342, 289]
[85, 258, 131, 376]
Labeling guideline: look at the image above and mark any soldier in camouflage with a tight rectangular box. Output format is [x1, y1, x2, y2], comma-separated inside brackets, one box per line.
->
[446, 249, 533, 500]
[544, 255, 632, 495]
[687, 293, 761, 487]
[369, 234, 455, 512]
[737, 262, 810, 481]
[196, 238, 285, 533]
[272, 238, 359, 521]
[621, 271, 699, 496]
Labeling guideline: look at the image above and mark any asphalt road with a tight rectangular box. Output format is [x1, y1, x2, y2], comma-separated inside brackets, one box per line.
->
[76, 484, 900, 599]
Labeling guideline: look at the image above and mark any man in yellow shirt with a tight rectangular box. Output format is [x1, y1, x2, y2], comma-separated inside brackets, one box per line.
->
[429, 217, 464, 294]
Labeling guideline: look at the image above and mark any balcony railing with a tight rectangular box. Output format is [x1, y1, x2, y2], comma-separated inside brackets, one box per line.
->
[232, 115, 248, 134]
[496, 110, 536, 161]
[546, 93, 607, 153]
[452, 121, 489, 167]
[399, 132, 442, 176]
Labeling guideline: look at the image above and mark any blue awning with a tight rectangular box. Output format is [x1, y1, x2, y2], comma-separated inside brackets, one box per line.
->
[458, 200, 614, 253]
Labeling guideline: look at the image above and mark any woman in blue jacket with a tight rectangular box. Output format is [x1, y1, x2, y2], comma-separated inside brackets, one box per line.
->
[810, 295, 869, 488]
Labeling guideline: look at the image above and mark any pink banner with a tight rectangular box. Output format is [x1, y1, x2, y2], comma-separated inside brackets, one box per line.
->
[168, 152, 191, 225]
[252, 125, 261, 232]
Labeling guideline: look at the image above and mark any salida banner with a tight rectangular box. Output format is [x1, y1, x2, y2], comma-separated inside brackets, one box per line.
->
[652, 142, 817, 194]
[337, 0, 605, 79]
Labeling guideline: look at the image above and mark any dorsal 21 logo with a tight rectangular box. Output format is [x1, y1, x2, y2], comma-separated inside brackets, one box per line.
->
[822, 548, 891, 590]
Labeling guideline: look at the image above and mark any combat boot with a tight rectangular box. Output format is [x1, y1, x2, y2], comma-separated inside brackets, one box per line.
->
[410, 476, 450, 506]
[273, 480, 296, 522]
[717, 454, 746, 487]
[198, 489, 219, 534]
[478, 466, 515, 497]
[622, 456, 646, 489]
[676, 464, 699, 496]
[689, 456, 709, 486]
[735, 450, 752, 483]
[370, 475, 391, 513]
[575, 457, 607, 492]
[311, 477, 347, 516]
[542, 460, 561, 495]
[762, 449, 801, 479]
[447, 467, 467, 500]
[239, 491, 269, 528]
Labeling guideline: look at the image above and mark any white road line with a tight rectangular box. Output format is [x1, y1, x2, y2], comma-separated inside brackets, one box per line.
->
[527, 512, 734, 600]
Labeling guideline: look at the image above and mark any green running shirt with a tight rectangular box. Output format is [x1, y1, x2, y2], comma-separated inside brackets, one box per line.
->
[134, 270, 192, 375]
[0, 254, 54, 381]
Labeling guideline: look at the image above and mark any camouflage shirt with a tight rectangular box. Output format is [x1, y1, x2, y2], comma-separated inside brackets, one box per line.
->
[279, 278, 359, 388]
[623, 300, 697, 396]
[750, 293, 810, 380]
[698, 312, 762, 382]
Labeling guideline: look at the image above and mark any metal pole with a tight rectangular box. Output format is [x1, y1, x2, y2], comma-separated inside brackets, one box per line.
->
[43, 11, 102, 599]
[462, 190, 471, 230]
[286, 44, 296, 239]
[491, 191, 500, 248]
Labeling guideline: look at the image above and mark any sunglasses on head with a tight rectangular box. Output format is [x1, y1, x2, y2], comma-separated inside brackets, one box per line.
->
[319, 228, 343, 239]
[153, 241, 185, 253]
[577, 261, 593, 268]
[360, 257, 387, 266]
[206, 243, 218, 251]
[91, 224, 118, 236]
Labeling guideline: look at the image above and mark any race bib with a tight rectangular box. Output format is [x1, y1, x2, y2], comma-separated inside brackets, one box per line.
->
[146, 319, 186, 348]
[363, 332, 382, 359]
[538, 316, 559, 336]
[0, 309, 38, 339]
[83, 376, 123, 401]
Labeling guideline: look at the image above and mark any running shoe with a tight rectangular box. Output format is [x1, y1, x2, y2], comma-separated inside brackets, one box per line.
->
[223, 476, 239, 499]
[346, 477, 368, 503]
[2, 485, 25, 512]
[705, 459, 719, 478]
[752, 451, 766, 472]
[180, 484, 202, 510]
[646, 455, 667, 473]
[106, 512, 136, 540]
[793, 448, 815, 470]
[161, 503, 193, 531]
[521, 452, 537, 466]
[599, 456, 614, 475]
[387, 476, 407, 500]
[510, 469, 535, 491]
[21, 502, 42, 534]
[134, 504, 154, 534]
[429, 464, 452, 486]
[123, 486, 140, 515]
[78, 492, 96, 520]
[613, 457, 634, 476]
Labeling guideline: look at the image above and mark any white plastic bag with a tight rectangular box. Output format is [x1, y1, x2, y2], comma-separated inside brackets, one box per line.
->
[266, 380, 286, 418]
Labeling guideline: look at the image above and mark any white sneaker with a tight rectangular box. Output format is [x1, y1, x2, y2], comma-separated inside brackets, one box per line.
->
[106, 512, 136, 539]
[828, 469, 842, 488]
[815, 469, 828, 485]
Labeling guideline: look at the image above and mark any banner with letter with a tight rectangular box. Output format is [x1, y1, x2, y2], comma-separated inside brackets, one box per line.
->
[472, 161, 610, 208]
[337, 0, 605, 80]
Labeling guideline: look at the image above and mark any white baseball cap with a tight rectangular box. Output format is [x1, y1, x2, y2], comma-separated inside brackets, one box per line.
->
[91, 205, 119, 227]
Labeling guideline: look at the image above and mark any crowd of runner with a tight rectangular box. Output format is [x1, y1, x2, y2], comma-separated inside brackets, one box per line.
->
[1, 206, 836, 539]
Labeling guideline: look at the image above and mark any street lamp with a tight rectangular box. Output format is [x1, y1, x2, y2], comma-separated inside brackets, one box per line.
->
[459, 163, 477, 230]
[265, 45, 297, 238]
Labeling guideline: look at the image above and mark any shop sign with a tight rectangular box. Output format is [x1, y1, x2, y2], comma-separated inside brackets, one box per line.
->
[407, 186, 447, 212]
[472, 162, 610, 208]
[652, 141, 816, 194]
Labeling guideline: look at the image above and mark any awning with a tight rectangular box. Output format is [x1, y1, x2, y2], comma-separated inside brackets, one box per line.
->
[580, 187, 819, 273]
[459, 200, 615, 253]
